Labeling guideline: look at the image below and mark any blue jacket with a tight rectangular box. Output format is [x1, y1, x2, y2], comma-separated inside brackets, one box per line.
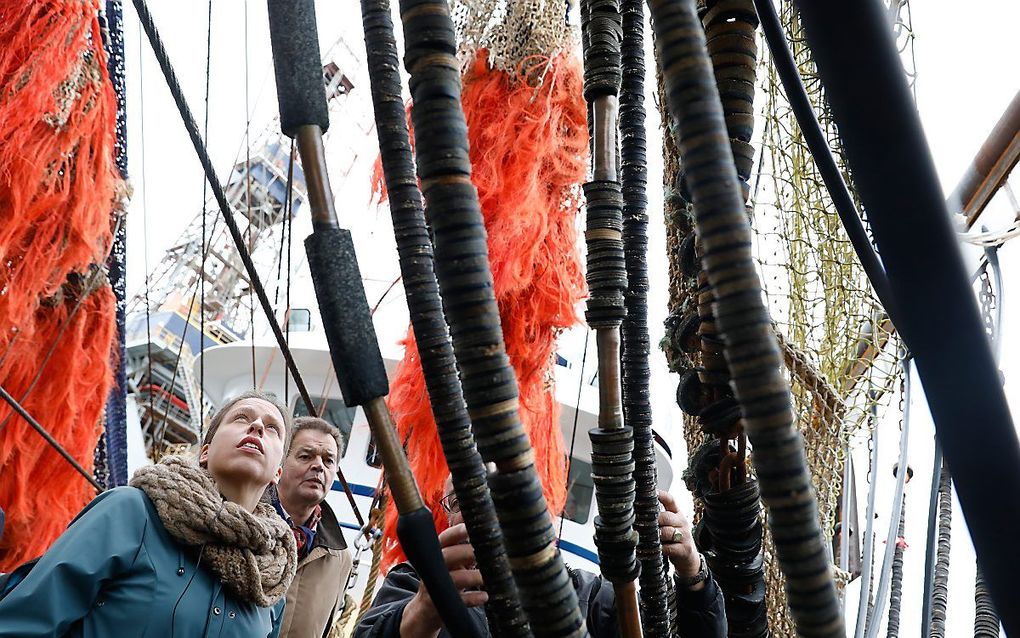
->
[0, 486, 284, 637]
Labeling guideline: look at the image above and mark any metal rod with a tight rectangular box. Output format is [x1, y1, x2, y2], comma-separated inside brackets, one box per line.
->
[794, 3, 1020, 632]
[596, 328, 624, 431]
[593, 95, 619, 182]
[948, 89, 1020, 227]
[0, 384, 102, 492]
[362, 398, 424, 513]
[295, 125, 340, 230]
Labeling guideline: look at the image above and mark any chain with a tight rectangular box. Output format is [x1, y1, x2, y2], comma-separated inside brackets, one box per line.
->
[978, 266, 996, 339]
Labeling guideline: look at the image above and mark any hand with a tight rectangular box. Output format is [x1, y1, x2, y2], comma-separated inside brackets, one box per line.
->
[400, 524, 488, 638]
[658, 491, 704, 590]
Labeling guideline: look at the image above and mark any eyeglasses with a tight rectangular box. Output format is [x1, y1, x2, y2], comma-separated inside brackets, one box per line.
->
[439, 492, 460, 514]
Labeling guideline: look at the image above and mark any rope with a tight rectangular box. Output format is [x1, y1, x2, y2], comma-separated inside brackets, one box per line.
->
[355, 504, 387, 628]
[329, 594, 357, 638]
[130, 0, 365, 528]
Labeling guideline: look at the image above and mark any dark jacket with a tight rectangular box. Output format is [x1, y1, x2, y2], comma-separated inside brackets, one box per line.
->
[277, 500, 353, 638]
[354, 563, 726, 637]
[0, 487, 284, 637]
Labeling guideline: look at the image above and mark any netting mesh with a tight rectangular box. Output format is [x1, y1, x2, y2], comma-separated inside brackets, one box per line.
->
[449, 0, 575, 75]
[752, 1, 915, 633]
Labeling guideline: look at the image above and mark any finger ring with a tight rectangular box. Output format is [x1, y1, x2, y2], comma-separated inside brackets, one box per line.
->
[671, 528, 683, 544]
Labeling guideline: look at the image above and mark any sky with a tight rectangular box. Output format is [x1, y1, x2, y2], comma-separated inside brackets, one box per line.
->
[120, 1, 1019, 635]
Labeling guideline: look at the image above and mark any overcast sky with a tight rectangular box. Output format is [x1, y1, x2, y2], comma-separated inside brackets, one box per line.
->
[121, 1, 1018, 635]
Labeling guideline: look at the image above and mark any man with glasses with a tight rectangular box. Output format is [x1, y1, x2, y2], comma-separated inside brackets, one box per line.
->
[355, 475, 725, 637]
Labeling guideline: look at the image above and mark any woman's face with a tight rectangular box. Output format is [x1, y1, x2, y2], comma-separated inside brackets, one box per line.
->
[199, 397, 287, 490]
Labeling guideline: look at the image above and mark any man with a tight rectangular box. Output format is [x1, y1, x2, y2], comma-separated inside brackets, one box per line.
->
[274, 416, 354, 638]
[355, 477, 726, 637]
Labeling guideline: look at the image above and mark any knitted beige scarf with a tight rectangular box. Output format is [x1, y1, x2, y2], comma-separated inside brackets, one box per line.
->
[130, 456, 297, 607]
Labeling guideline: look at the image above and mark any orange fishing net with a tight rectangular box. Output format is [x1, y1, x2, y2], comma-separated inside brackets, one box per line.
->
[379, 50, 588, 568]
[0, 0, 118, 570]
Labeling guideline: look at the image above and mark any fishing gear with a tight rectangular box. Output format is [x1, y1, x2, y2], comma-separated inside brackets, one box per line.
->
[648, 0, 844, 635]
[395, 0, 584, 635]
[794, 2, 1020, 633]
[664, 0, 768, 633]
[578, 1, 643, 636]
[618, 0, 669, 634]
[265, 1, 475, 635]
[358, 0, 529, 635]
[753, 0, 896, 321]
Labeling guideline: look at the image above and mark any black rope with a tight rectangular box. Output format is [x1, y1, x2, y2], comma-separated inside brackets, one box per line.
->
[920, 442, 942, 638]
[199, 0, 212, 430]
[284, 140, 295, 407]
[137, 19, 156, 452]
[396, 0, 584, 633]
[244, 0, 255, 388]
[0, 384, 102, 492]
[649, 0, 842, 634]
[359, 2, 529, 635]
[130, 0, 316, 416]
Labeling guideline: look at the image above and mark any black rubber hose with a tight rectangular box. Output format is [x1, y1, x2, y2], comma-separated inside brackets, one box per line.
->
[396, 1, 584, 635]
[359, 1, 530, 634]
[793, 3, 1020, 633]
[919, 444, 942, 638]
[648, 0, 843, 635]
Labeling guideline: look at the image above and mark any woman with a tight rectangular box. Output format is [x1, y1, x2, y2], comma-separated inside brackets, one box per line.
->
[0, 390, 298, 637]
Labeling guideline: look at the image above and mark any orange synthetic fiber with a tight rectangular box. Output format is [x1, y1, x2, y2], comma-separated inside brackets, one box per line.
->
[0, 0, 116, 354]
[0, 0, 119, 571]
[378, 50, 589, 569]
[0, 285, 116, 570]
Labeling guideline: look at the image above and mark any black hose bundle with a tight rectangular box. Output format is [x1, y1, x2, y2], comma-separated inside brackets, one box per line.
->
[619, 0, 670, 634]
[359, 2, 529, 635]
[974, 565, 999, 637]
[885, 502, 905, 638]
[648, 0, 843, 635]
[395, 1, 584, 635]
[663, 0, 768, 634]
[929, 462, 951, 638]
[579, 3, 644, 633]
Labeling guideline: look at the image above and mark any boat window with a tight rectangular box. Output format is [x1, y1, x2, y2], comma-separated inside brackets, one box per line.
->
[562, 459, 594, 525]
[293, 396, 355, 457]
[285, 308, 313, 333]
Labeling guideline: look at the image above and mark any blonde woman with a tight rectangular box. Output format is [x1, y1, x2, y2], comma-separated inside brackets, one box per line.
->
[0, 390, 298, 637]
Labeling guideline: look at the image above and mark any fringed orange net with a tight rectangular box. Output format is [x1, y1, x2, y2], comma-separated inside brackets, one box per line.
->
[378, 50, 589, 568]
[0, 0, 118, 570]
